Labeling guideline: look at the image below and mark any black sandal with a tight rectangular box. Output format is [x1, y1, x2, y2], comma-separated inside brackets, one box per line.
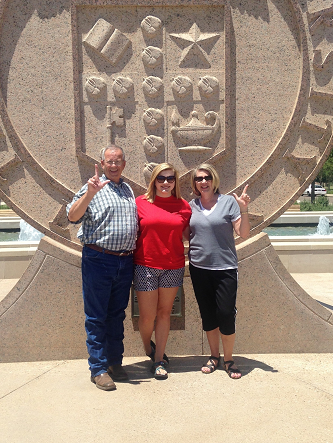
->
[151, 361, 168, 380]
[201, 355, 221, 373]
[223, 360, 242, 379]
[146, 340, 169, 364]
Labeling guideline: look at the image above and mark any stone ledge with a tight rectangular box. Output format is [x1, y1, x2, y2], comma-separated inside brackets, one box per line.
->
[273, 211, 333, 224]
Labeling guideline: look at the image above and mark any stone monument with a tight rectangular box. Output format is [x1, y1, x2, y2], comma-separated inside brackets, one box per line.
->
[0, 0, 333, 362]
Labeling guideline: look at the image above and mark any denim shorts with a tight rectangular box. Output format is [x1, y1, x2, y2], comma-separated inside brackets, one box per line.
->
[133, 264, 185, 291]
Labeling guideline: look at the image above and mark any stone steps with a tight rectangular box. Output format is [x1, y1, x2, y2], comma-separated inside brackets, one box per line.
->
[0, 209, 17, 217]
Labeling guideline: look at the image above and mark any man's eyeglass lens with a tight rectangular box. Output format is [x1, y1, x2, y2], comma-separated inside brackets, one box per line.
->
[156, 175, 176, 183]
[194, 175, 213, 182]
[106, 160, 123, 166]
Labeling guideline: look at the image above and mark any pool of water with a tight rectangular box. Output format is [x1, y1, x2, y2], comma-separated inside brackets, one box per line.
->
[0, 220, 44, 242]
[263, 226, 333, 236]
[1, 226, 332, 240]
[0, 231, 19, 241]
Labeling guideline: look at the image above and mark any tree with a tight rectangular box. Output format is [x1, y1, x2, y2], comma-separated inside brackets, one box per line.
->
[316, 150, 333, 186]
[311, 179, 315, 203]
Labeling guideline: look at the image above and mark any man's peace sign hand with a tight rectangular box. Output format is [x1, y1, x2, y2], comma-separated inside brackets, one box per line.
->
[87, 164, 110, 196]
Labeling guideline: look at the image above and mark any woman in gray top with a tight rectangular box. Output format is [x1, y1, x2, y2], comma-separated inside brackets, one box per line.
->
[187, 163, 250, 379]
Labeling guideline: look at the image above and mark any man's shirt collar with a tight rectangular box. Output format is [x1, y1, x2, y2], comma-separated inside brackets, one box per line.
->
[102, 174, 123, 187]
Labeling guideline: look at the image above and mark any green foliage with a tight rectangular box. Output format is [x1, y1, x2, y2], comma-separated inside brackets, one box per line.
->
[316, 149, 333, 185]
[317, 195, 329, 206]
[300, 195, 333, 211]
[0, 204, 10, 209]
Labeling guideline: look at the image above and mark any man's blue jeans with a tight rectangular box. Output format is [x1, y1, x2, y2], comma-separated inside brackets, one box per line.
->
[82, 246, 134, 377]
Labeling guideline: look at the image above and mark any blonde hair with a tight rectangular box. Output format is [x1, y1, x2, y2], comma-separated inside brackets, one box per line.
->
[191, 163, 220, 196]
[145, 163, 181, 203]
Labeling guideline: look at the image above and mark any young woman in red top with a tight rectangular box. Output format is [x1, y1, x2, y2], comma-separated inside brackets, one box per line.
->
[134, 163, 191, 379]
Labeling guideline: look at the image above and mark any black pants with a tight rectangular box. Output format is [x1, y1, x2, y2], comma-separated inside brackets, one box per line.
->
[189, 263, 238, 335]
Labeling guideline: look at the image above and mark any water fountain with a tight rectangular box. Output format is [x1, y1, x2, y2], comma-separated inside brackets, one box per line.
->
[314, 215, 331, 236]
[0, 218, 43, 279]
[18, 220, 44, 241]
[264, 213, 333, 237]
[266, 213, 333, 273]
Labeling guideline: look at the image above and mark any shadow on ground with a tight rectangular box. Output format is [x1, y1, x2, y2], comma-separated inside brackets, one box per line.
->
[316, 300, 333, 311]
[123, 355, 278, 382]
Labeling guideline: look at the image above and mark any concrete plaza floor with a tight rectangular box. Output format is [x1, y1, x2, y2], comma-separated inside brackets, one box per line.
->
[0, 274, 332, 442]
[1, 354, 332, 442]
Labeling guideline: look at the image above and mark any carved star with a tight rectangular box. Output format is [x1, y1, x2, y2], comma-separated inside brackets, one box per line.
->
[170, 23, 220, 67]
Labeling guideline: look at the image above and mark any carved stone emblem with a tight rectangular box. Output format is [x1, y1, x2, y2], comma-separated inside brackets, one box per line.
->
[1, 2, 330, 247]
[143, 135, 164, 154]
[83, 18, 130, 66]
[2, 1, 333, 359]
[170, 23, 220, 67]
[142, 76, 164, 97]
[142, 46, 163, 67]
[112, 76, 134, 98]
[171, 76, 193, 98]
[171, 111, 221, 151]
[143, 108, 164, 129]
[198, 76, 220, 98]
[85, 76, 107, 97]
[143, 162, 159, 184]
[141, 16, 162, 37]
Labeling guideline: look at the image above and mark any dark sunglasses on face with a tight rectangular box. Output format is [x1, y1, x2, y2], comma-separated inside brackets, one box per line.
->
[194, 175, 213, 182]
[156, 175, 176, 183]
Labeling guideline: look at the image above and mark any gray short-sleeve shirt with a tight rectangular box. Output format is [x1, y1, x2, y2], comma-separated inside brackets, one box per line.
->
[189, 194, 240, 270]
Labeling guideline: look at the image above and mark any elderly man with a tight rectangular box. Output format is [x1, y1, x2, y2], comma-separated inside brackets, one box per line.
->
[67, 145, 137, 391]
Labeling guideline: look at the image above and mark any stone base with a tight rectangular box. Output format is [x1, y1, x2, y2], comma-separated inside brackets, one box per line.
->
[236, 233, 333, 353]
[0, 233, 332, 362]
[0, 237, 86, 362]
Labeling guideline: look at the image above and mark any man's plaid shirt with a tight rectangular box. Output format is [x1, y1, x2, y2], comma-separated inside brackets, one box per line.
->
[67, 175, 138, 251]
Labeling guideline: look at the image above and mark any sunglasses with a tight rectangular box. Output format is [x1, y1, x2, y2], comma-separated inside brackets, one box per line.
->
[194, 175, 213, 182]
[156, 175, 176, 183]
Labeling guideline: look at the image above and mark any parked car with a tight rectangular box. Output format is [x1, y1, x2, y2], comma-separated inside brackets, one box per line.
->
[303, 184, 327, 196]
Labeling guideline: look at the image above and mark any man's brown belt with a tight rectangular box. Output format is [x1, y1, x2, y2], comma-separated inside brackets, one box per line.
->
[85, 244, 133, 256]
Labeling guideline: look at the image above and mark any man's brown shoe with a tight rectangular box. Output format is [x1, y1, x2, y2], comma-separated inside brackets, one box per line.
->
[91, 372, 116, 391]
[108, 364, 129, 381]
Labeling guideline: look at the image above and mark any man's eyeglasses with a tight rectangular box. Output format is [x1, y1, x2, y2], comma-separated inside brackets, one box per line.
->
[105, 160, 123, 166]
[156, 175, 176, 183]
[194, 175, 213, 182]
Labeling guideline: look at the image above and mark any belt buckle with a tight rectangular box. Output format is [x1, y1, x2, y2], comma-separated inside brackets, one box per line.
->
[119, 251, 125, 256]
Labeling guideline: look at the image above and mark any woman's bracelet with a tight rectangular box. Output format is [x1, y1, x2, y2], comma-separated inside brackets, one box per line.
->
[241, 210, 248, 214]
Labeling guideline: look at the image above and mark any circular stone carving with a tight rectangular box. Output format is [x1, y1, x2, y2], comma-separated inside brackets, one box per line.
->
[112, 76, 134, 98]
[198, 76, 220, 98]
[143, 135, 165, 154]
[85, 76, 106, 97]
[0, 1, 329, 249]
[142, 76, 163, 97]
[142, 108, 164, 128]
[141, 16, 162, 37]
[171, 76, 193, 98]
[142, 46, 163, 68]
